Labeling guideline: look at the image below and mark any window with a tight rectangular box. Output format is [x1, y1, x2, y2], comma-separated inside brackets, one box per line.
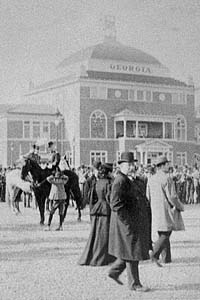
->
[116, 121, 124, 138]
[99, 87, 107, 99]
[165, 122, 174, 139]
[172, 93, 179, 104]
[180, 93, 186, 104]
[195, 126, 200, 143]
[90, 110, 106, 138]
[116, 151, 122, 162]
[33, 121, 40, 139]
[176, 116, 186, 141]
[167, 151, 173, 164]
[172, 93, 186, 105]
[137, 90, 144, 101]
[23, 121, 30, 138]
[126, 121, 136, 137]
[145, 91, 151, 102]
[90, 151, 107, 165]
[176, 152, 187, 166]
[90, 87, 98, 98]
[128, 89, 135, 100]
[42, 122, 49, 138]
[138, 122, 147, 137]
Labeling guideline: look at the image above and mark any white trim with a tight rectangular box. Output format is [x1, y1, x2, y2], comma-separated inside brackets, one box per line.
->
[81, 78, 194, 94]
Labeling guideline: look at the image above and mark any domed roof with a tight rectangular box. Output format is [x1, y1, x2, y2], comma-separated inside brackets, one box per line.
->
[57, 40, 162, 69]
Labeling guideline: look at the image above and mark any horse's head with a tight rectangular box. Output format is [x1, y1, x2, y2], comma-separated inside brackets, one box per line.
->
[21, 158, 40, 181]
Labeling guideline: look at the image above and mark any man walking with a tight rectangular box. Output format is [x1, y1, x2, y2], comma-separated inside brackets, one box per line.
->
[146, 156, 184, 266]
[108, 152, 150, 292]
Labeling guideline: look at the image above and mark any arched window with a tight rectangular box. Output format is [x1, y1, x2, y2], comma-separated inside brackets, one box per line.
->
[176, 115, 186, 141]
[90, 110, 107, 138]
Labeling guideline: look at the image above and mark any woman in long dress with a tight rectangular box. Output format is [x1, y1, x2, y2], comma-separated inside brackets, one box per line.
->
[78, 163, 115, 266]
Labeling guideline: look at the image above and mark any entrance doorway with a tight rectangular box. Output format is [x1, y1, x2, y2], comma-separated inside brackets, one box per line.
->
[147, 152, 164, 165]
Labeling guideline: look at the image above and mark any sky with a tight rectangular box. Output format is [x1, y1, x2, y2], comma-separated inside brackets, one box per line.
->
[1, 0, 200, 104]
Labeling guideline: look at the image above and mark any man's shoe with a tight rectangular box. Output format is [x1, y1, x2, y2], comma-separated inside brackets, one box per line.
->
[108, 273, 123, 285]
[130, 284, 150, 292]
[55, 226, 63, 231]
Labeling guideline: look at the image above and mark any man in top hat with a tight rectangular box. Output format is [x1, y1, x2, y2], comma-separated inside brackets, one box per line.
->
[146, 156, 184, 267]
[108, 152, 150, 292]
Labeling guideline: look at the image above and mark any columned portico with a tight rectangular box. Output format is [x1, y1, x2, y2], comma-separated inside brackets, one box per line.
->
[136, 140, 173, 165]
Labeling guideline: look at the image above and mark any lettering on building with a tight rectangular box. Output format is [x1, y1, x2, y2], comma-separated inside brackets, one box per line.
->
[110, 64, 151, 74]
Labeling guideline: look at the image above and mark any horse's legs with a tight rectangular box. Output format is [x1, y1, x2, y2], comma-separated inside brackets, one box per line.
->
[14, 190, 22, 214]
[63, 199, 69, 223]
[36, 195, 45, 225]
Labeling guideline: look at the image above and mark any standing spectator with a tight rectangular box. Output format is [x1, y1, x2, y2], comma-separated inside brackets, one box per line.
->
[82, 160, 102, 210]
[46, 141, 61, 212]
[146, 156, 185, 266]
[77, 164, 88, 198]
[78, 163, 115, 266]
[192, 165, 200, 204]
[108, 152, 150, 292]
[45, 169, 68, 231]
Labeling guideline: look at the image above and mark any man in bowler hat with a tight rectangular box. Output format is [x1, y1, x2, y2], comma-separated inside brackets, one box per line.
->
[146, 156, 184, 267]
[108, 152, 150, 292]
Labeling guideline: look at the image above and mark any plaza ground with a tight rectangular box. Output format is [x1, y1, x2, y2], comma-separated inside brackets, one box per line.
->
[0, 202, 200, 300]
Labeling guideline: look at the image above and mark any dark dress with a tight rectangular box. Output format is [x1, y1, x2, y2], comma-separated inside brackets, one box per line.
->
[78, 177, 115, 266]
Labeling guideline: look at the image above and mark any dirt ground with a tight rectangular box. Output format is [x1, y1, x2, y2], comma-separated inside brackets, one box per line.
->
[0, 202, 200, 300]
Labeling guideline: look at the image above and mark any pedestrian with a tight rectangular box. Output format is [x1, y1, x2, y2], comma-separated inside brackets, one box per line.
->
[108, 152, 150, 292]
[82, 160, 102, 210]
[146, 156, 185, 266]
[45, 169, 68, 231]
[46, 141, 61, 212]
[78, 163, 115, 266]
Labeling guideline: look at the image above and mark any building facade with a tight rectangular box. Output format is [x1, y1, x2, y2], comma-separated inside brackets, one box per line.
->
[0, 104, 65, 167]
[23, 33, 198, 167]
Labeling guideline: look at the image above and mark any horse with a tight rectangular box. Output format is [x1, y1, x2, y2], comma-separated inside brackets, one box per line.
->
[5, 168, 32, 214]
[21, 158, 83, 225]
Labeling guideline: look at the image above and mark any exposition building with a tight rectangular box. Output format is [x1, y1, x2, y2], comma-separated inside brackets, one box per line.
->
[23, 18, 197, 167]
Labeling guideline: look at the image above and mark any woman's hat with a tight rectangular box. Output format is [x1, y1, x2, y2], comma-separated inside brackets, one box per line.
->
[156, 156, 170, 166]
[118, 152, 138, 164]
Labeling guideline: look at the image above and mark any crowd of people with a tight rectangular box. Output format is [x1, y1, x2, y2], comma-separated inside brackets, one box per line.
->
[76, 161, 200, 206]
[2, 143, 200, 292]
[75, 153, 186, 292]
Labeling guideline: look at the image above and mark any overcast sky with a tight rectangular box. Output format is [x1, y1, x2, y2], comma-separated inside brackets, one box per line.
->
[1, 0, 200, 104]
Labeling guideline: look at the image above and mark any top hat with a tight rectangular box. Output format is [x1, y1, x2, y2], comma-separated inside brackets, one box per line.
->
[156, 156, 170, 166]
[102, 162, 113, 171]
[118, 152, 138, 164]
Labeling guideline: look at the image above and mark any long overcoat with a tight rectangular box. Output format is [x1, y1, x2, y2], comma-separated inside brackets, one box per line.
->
[146, 170, 184, 240]
[108, 171, 150, 261]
